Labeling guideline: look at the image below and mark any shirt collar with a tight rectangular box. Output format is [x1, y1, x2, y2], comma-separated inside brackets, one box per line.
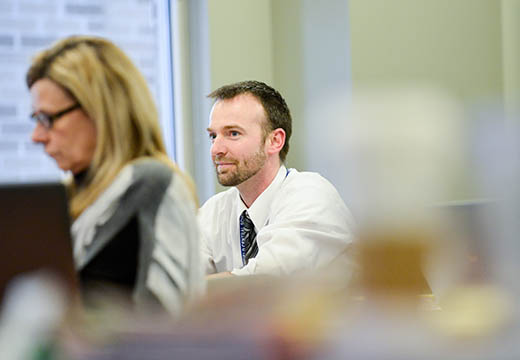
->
[236, 165, 288, 231]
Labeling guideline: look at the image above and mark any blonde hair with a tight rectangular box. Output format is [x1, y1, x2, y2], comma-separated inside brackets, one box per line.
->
[27, 35, 198, 218]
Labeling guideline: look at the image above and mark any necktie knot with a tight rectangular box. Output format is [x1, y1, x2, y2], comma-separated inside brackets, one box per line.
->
[239, 210, 258, 265]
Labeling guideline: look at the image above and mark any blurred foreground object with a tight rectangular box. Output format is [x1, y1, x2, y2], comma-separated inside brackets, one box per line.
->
[0, 272, 66, 360]
[320, 88, 520, 358]
[338, 86, 468, 300]
[16, 89, 520, 359]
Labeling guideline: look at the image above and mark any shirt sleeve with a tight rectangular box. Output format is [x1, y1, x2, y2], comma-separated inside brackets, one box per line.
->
[231, 175, 355, 276]
[197, 203, 219, 275]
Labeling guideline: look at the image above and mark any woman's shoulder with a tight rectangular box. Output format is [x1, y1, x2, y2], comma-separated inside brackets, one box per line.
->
[122, 157, 197, 210]
[130, 158, 173, 183]
[110, 158, 175, 201]
[132, 158, 192, 194]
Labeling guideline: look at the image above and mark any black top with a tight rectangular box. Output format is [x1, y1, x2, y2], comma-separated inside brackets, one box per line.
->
[73, 169, 89, 189]
[73, 170, 143, 306]
[79, 216, 140, 303]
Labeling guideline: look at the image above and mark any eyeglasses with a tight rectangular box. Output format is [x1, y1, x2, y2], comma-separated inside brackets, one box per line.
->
[30, 103, 82, 130]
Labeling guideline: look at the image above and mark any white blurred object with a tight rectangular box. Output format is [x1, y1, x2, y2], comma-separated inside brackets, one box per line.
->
[470, 114, 520, 316]
[340, 86, 467, 227]
[336, 86, 469, 298]
[0, 271, 66, 360]
[305, 88, 520, 359]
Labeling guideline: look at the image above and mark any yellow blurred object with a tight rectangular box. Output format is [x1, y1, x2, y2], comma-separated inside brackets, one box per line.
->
[269, 276, 353, 348]
[358, 228, 433, 297]
[425, 284, 511, 337]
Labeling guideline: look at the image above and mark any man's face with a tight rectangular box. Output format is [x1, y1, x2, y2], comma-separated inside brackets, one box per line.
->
[207, 93, 268, 187]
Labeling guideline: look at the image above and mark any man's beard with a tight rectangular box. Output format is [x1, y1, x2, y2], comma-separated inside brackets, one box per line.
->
[215, 148, 267, 187]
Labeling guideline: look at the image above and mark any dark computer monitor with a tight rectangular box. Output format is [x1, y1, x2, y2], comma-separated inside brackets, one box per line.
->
[0, 182, 78, 304]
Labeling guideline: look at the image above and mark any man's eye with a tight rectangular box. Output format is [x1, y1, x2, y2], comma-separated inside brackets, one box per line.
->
[230, 131, 240, 137]
[208, 133, 216, 141]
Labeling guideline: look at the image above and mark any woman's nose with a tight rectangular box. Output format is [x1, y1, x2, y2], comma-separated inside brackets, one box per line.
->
[31, 122, 49, 144]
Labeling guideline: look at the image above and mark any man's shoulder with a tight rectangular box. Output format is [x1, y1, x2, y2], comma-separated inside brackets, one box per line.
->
[276, 168, 346, 208]
[283, 168, 338, 193]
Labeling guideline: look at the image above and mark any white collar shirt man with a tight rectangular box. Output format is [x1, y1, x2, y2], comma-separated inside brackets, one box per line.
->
[201, 81, 355, 277]
[199, 164, 355, 276]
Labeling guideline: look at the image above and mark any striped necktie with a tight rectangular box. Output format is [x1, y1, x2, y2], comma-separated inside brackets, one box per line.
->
[239, 210, 258, 265]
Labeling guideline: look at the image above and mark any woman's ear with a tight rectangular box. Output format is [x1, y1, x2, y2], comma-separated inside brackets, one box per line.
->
[266, 128, 286, 156]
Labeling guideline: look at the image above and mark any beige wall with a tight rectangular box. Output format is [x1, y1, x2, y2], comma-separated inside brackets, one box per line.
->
[205, 0, 318, 184]
[348, 0, 503, 104]
[206, 0, 276, 193]
[347, 0, 505, 200]
[271, 0, 305, 170]
[207, 0, 274, 89]
[206, 0, 315, 172]
[202, 0, 509, 199]
[502, 0, 520, 119]
[206, 0, 350, 173]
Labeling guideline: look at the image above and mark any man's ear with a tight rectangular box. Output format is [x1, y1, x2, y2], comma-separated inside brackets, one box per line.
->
[266, 128, 286, 156]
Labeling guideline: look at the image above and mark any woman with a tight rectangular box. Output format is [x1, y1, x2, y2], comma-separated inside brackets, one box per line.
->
[27, 35, 204, 315]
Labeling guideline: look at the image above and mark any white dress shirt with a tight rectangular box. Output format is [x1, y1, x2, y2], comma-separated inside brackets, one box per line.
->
[199, 165, 356, 276]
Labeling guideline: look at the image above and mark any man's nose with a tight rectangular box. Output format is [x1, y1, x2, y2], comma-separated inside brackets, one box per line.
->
[31, 122, 49, 144]
[211, 136, 227, 158]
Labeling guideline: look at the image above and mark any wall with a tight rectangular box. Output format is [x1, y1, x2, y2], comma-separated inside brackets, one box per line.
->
[271, 0, 304, 170]
[502, 0, 520, 120]
[348, 0, 503, 104]
[347, 0, 504, 200]
[207, 0, 274, 88]
[203, 0, 352, 189]
[195, 0, 508, 201]
[272, 0, 352, 180]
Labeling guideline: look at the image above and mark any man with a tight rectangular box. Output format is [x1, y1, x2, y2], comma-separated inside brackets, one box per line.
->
[199, 80, 355, 277]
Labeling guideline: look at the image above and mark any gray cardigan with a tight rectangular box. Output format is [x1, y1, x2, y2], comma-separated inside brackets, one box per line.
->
[72, 159, 204, 315]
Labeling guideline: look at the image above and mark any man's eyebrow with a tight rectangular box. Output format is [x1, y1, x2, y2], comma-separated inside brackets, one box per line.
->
[206, 125, 245, 132]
